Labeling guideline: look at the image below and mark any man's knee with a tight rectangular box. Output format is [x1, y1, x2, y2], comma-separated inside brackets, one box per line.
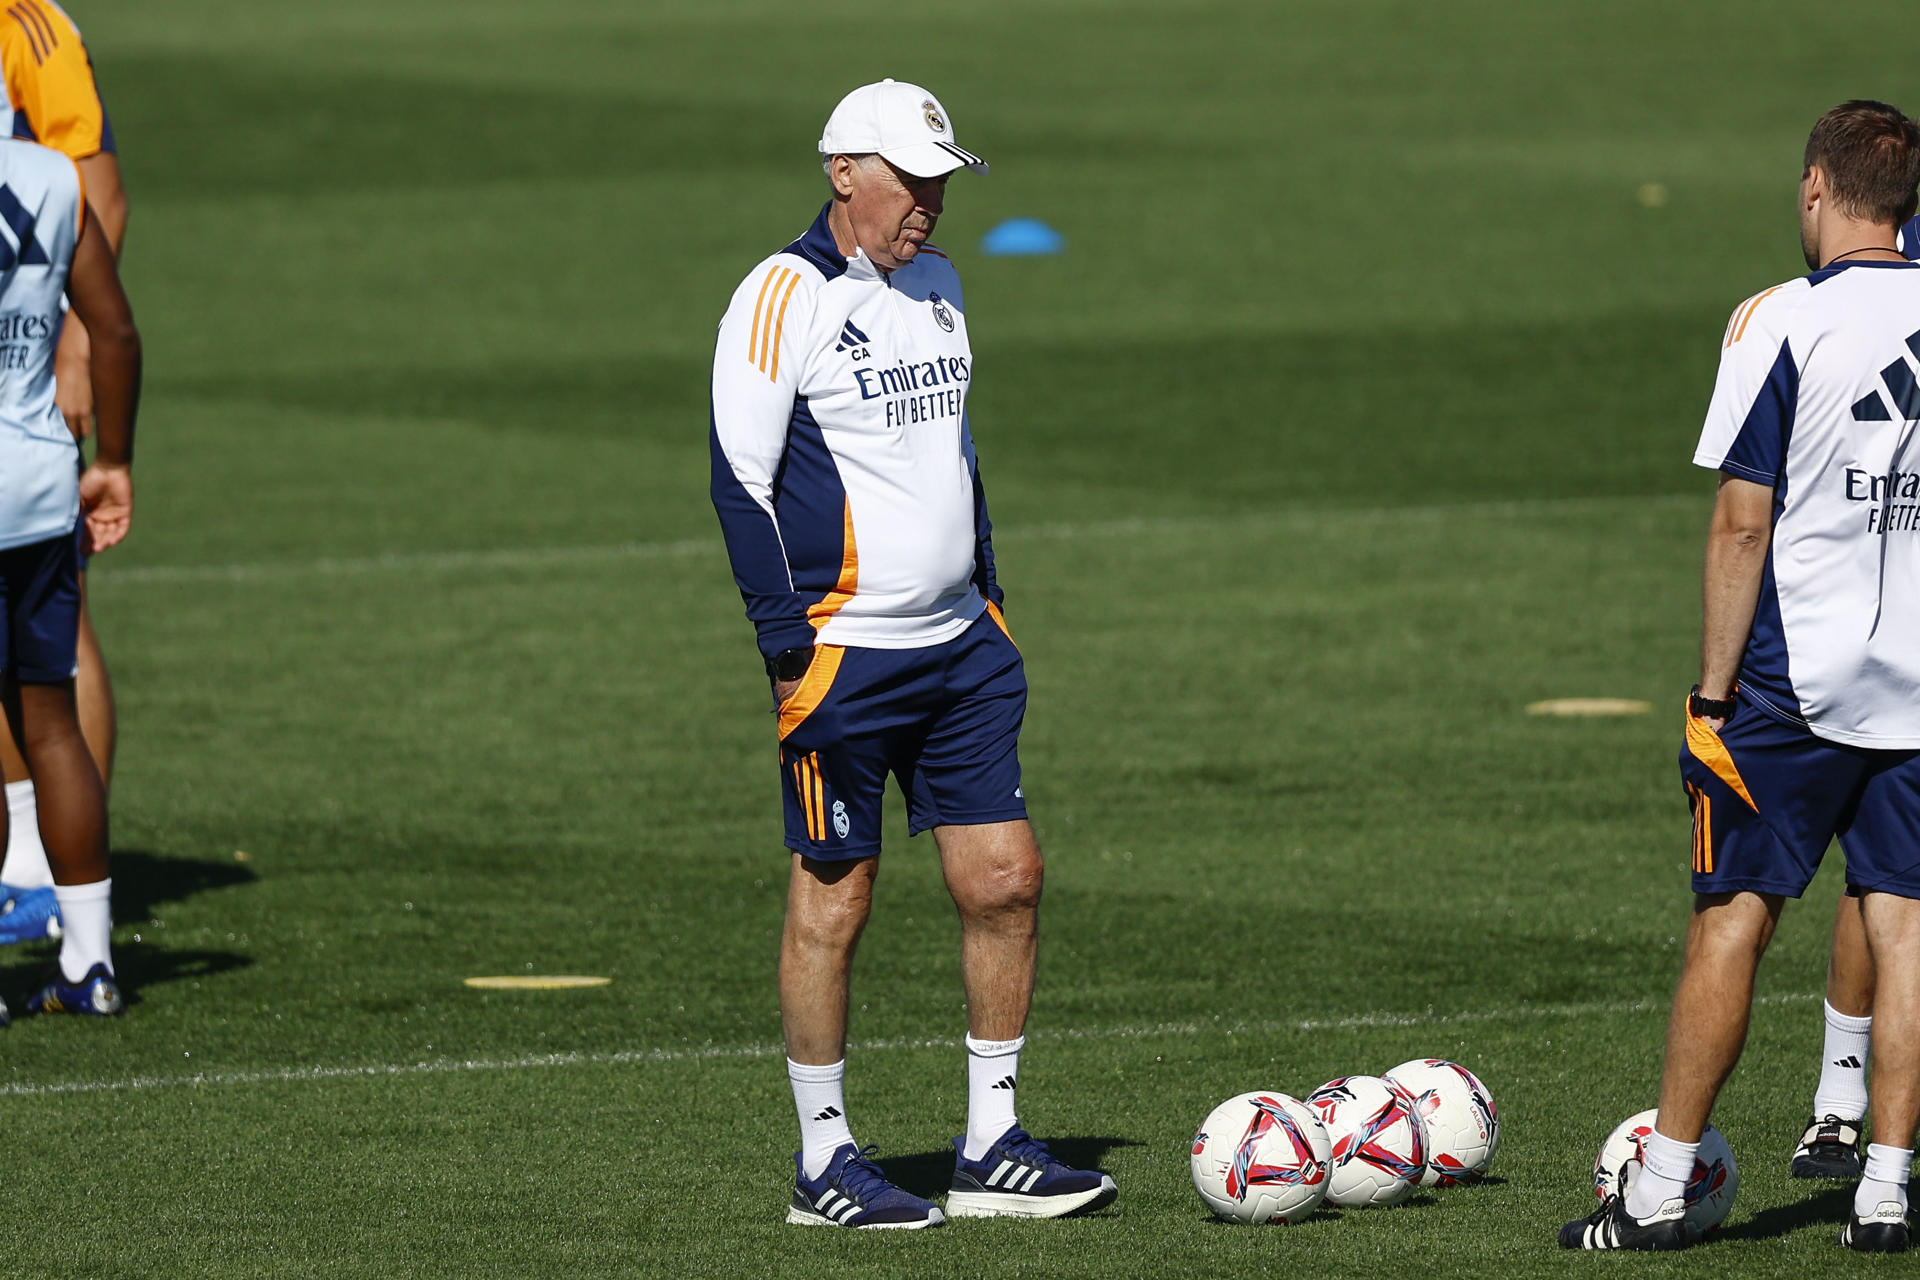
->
[955, 847, 1043, 919]
[785, 855, 877, 950]
[1686, 891, 1781, 959]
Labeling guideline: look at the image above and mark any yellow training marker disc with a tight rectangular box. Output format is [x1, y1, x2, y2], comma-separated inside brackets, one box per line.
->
[464, 975, 613, 991]
[1526, 698, 1654, 717]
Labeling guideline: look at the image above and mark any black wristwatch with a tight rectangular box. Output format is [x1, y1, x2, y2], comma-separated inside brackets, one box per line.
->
[1689, 685, 1737, 720]
[767, 647, 813, 682]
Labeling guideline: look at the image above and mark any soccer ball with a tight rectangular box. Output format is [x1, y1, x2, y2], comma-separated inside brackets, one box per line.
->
[1593, 1110, 1738, 1235]
[1306, 1075, 1428, 1208]
[1383, 1058, 1500, 1187]
[1190, 1092, 1331, 1224]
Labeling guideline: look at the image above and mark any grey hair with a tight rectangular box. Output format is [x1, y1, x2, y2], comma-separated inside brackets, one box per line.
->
[822, 152, 880, 189]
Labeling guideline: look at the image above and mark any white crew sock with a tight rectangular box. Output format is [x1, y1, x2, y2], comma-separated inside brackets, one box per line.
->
[788, 1058, 855, 1179]
[52, 878, 111, 981]
[1857, 1143, 1913, 1218]
[1813, 1000, 1872, 1121]
[0, 779, 51, 889]
[1625, 1127, 1698, 1221]
[963, 1033, 1025, 1161]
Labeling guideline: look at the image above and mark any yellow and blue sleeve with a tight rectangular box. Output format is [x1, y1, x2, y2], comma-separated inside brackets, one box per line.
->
[1, 0, 114, 158]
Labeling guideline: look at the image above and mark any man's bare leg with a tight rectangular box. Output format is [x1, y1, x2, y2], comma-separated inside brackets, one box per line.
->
[937, 818, 1114, 1216]
[1796, 890, 1875, 1178]
[75, 578, 115, 784]
[3, 681, 115, 995]
[780, 853, 876, 1178]
[1624, 891, 1781, 1221]
[0, 584, 111, 894]
[1854, 892, 1920, 1227]
[937, 818, 1042, 1158]
[936, 819, 1042, 1042]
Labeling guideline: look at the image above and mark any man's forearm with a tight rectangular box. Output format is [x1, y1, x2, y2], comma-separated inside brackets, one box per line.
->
[87, 327, 139, 465]
[1699, 521, 1771, 699]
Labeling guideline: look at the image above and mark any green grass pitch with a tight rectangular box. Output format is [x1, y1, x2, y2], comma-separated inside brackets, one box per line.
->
[0, 0, 1913, 1274]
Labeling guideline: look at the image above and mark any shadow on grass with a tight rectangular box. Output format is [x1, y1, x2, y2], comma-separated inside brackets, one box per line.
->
[878, 1136, 1144, 1202]
[1717, 1186, 1852, 1242]
[0, 941, 251, 1008]
[110, 849, 258, 924]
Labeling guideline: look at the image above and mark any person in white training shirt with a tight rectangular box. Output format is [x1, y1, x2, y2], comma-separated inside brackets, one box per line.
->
[1785, 185, 1920, 1189]
[0, 133, 138, 1025]
[709, 80, 1115, 1230]
[1560, 100, 1920, 1254]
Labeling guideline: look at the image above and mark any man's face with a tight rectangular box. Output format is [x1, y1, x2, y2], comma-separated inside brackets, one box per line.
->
[839, 157, 950, 271]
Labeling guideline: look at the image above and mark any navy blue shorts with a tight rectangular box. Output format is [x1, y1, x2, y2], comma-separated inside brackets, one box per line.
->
[0, 532, 81, 685]
[1679, 697, 1920, 898]
[776, 611, 1028, 861]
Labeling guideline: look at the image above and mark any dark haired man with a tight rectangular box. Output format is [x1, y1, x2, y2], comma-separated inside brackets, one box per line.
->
[1561, 100, 1920, 1252]
[1789, 155, 1920, 1189]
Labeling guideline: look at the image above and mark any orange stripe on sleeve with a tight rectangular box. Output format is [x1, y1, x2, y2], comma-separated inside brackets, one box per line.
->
[1731, 287, 1781, 346]
[747, 268, 780, 367]
[767, 270, 802, 382]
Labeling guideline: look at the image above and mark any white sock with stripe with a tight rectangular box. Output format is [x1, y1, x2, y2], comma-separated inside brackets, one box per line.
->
[963, 1033, 1024, 1161]
[1857, 1143, 1913, 1218]
[1813, 1000, 1872, 1121]
[53, 878, 112, 982]
[1625, 1128, 1697, 1220]
[1, 780, 52, 889]
[789, 1058, 855, 1180]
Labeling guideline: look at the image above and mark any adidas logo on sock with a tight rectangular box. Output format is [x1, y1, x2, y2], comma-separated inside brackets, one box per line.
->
[813, 1106, 843, 1121]
[1834, 1055, 1864, 1069]
[991, 1076, 1016, 1091]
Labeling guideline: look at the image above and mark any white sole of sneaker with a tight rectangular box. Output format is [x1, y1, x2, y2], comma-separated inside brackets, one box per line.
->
[785, 1205, 946, 1229]
[946, 1177, 1117, 1219]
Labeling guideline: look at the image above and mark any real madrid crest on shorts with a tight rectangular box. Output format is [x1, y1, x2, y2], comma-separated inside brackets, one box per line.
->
[929, 292, 954, 332]
[832, 800, 850, 839]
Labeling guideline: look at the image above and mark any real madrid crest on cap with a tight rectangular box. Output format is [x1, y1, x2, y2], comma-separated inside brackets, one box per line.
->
[923, 100, 947, 134]
[929, 292, 954, 332]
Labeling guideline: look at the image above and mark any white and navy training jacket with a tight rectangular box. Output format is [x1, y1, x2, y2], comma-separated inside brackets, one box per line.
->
[1695, 258, 1920, 747]
[710, 203, 1001, 662]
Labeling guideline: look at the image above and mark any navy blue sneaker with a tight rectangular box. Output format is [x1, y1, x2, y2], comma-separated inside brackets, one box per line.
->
[947, 1127, 1118, 1218]
[0, 885, 60, 945]
[787, 1143, 945, 1229]
[25, 963, 123, 1016]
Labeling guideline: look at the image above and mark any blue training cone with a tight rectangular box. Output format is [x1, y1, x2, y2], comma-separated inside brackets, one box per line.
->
[981, 219, 1065, 256]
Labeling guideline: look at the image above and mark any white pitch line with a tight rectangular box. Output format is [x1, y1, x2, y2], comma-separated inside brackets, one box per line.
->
[91, 492, 1701, 587]
[0, 989, 1815, 1099]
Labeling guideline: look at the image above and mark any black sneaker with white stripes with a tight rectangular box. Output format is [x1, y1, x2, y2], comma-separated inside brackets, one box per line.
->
[946, 1126, 1117, 1218]
[787, 1143, 944, 1229]
[1791, 1114, 1863, 1179]
[1840, 1200, 1910, 1253]
[1559, 1163, 1689, 1251]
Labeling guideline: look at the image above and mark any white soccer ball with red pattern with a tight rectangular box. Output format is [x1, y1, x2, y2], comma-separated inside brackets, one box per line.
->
[1383, 1057, 1500, 1187]
[1306, 1075, 1428, 1208]
[1189, 1092, 1332, 1224]
[1593, 1109, 1738, 1235]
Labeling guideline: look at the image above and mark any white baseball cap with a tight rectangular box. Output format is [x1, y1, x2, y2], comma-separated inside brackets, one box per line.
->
[818, 79, 989, 178]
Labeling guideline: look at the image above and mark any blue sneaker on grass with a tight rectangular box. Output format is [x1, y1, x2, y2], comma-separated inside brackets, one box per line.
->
[787, 1143, 945, 1229]
[0, 885, 60, 945]
[25, 963, 122, 1016]
[947, 1126, 1118, 1218]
